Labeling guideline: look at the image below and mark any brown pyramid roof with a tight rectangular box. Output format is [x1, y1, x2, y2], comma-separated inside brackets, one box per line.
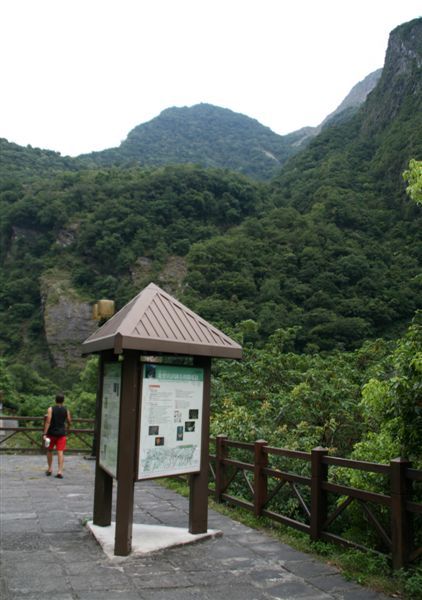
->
[81, 283, 242, 359]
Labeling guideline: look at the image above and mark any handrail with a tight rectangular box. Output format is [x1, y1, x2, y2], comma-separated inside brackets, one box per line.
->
[265, 446, 311, 461]
[262, 466, 311, 486]
[210, 437, 422, 571]
[323, 455, 390, 474]
[224, 439, 254, 450]
[1, 426, 93, 433]
[322, 481, 391, 507]
[0, 414, 95, 454]
[407, 468, 422, 482]
[0, 415, 93, 423]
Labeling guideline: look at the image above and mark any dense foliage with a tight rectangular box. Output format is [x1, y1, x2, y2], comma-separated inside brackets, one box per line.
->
[1, 152, 420, 360]
[0, 165, 264, 357]
[211, 313, 421, 465]
[0, 138, 83, 180]
[403, 159, 422, 206]
[183, 195, 421, 350]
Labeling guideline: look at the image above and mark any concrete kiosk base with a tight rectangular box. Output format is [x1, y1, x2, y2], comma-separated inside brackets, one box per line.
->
[87, 521, 222, 560]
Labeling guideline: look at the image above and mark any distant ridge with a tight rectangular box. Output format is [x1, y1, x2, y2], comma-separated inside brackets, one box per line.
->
[78, 69, 381, 181]
[321, 69, 383, 127]
[286, 69, 383, 148]
[1, 72, 382, 182]
[79, 103, 304, 180]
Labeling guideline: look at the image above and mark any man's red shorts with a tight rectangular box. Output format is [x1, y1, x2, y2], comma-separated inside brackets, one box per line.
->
[47, 436, 66, 451]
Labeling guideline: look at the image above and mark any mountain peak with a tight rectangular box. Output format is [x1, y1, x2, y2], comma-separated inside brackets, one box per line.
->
[81, 103, 297, 180]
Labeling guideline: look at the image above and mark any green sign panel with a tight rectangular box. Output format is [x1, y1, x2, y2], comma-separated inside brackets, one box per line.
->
[99, 363, 121, 478]
[138, 364, 204, 480]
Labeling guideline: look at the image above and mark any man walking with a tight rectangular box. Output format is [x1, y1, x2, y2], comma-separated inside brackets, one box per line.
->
[43, 394, 71, 479]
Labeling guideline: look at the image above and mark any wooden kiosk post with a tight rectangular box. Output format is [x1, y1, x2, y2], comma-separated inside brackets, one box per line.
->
[82, 283, 242, 556]
[189, 355, 211, 534]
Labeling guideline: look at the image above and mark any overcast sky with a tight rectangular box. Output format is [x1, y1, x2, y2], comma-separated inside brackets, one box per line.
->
[1, 0, 420, 156]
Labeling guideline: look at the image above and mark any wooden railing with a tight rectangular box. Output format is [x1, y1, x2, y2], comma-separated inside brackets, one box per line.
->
[0, 415, 95, 454]
[209, 436, 422, 571]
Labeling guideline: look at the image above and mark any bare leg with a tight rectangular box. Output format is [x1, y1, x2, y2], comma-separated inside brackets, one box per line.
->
[57, 450, 64, 475]
[47, 451, 53, 473]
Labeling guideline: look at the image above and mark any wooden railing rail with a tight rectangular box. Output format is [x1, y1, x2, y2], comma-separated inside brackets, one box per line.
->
[407, 468, 422, 482]
[265, 445, 311, 461]
[262, 467, 310, 486]
[322, 455, 390, 474]
[0, 415, 95, 453]
[209, 436, 422, 571]
[0, 416, 93, 422]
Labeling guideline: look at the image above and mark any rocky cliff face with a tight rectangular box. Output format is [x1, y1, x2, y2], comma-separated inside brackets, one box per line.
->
[362, 18, 422, 132]
[157, 255, 188, 297]
[131, 255, 188, 298]
[40, 271, 97, 368]
[40, 256, 188, 369]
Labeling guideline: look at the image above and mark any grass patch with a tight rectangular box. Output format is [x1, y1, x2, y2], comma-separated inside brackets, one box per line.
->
[160, 476, 421, 599]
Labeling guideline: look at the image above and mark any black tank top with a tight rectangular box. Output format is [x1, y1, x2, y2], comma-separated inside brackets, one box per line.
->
[48, 405, 68, 437]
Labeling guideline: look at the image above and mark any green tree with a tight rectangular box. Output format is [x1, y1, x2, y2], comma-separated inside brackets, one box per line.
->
[352, 312, 422, 465]
[403, 159, 422, 206]
[67, 356, 99, 418]
[210, 327, 390, 455]
[0, 359, 19, 410]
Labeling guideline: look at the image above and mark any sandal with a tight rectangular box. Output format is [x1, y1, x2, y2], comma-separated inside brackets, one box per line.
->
[45, 471, 52, 476]
[55, 473, 63, 479]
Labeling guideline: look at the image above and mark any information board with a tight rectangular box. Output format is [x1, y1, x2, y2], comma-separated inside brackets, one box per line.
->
[138, 364, 204, 480]
[99, 362, 121, 478]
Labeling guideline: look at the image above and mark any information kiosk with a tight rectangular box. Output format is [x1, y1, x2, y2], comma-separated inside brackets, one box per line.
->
[82, 283, 242, 556]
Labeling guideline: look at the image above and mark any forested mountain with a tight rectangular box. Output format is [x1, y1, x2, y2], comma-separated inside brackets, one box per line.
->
[0, 139, 84, 181]
[80, 103, 309, 180]
[0, 166, 265, 369]
[0, 18, 421, 373]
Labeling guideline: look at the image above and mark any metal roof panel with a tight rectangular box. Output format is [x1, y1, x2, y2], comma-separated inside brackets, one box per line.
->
[82, 283, 242, 359]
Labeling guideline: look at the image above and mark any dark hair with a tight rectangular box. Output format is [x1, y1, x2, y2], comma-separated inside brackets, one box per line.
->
[55, 394, 65, 404]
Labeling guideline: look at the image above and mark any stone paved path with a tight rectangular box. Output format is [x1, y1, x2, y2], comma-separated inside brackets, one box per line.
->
[0, 454, 390, 600]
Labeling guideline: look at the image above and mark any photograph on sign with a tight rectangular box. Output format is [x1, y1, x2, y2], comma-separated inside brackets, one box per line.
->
[138, 364, 204, 479]
[99, 362, 121, 478]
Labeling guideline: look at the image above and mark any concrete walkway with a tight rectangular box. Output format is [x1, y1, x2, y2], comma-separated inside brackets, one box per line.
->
[0, 454, 390, 600]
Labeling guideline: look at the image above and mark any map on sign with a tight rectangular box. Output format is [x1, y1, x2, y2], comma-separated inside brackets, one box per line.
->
[138, 364, 204, 480]
[99, 362, 121, 478]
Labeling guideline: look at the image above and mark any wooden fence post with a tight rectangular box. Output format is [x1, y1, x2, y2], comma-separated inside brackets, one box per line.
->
[391, 457, 412, 570]
[215, 435, 227, 503]
[311, 446, 328, 541]
[254, 439, 268, 517]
